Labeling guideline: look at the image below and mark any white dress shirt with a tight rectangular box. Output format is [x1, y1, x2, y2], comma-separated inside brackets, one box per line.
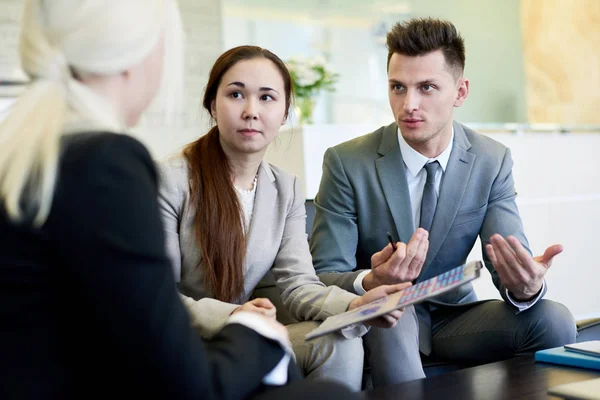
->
[353, 127, 544, 311]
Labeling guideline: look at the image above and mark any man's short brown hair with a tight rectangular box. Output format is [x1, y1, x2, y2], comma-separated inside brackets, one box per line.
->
[386, 18, 465, 78]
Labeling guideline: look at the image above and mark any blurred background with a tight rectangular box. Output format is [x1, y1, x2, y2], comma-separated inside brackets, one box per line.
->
[2, 0, 599, 149]
[1, 0, 598, 322]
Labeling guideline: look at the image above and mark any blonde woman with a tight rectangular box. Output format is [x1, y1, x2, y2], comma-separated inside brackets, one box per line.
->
[0, 1, 358, 399]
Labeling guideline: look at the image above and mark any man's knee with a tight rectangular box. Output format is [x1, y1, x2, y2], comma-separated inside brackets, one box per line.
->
[288, 321, 364, 391]
[521, 299, 576, 348]
[363, 307, 424, 385]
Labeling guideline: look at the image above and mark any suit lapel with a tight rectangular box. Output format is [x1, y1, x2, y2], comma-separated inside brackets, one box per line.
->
[244, 161, 277, 273]
[375, 123, 415, 243]
[421, 122, 475, 275]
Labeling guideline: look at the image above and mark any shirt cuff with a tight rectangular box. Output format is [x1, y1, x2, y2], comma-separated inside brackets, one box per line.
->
[353, 270, 371, 295]
[262, 353, 291, 386]
[225, 311, 292, 386]
[505, 280, 546, 312]
[340, 323, 370, 339]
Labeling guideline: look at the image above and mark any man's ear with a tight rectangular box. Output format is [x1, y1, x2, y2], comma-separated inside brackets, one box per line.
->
[454, 77, 469, 107]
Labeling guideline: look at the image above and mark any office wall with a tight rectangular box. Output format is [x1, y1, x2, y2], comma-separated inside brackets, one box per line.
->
[521, 0, 600, 124]
[0, 0, 223, 159]
[409, 0, 528, 123]
[467, 132, 600, 320]
[0, 0, 24, 81]
[135, 0, 224, 158]
[222, 0, 529, 124]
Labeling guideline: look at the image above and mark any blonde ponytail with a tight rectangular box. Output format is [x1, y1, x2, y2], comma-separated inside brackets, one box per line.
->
[0, 80, 66, 225]
[0, 0, 183, 226]
[0, 0, 70, 225]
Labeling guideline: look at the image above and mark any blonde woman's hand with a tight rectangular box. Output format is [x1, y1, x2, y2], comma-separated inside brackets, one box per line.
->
[232, 298, 277, 320]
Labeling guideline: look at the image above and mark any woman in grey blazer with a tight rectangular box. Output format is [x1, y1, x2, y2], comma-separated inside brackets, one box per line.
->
[158, 46, 412, 391]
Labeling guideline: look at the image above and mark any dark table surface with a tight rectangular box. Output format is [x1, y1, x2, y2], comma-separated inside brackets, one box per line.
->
[361, 356, 600, 400]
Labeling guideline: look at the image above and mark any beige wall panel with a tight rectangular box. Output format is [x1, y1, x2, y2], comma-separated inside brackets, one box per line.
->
[521, 0, 600, 124]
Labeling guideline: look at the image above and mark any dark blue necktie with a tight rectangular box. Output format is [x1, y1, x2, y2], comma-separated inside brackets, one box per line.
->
[417, 160, 439, 355]
[420, 161, 439, 232]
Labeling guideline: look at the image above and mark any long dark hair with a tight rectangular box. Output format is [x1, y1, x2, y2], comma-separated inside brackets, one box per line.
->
[183, 46, 292, 302]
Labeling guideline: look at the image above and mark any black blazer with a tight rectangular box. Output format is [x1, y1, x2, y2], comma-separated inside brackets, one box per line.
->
[0, 132, 285, 399]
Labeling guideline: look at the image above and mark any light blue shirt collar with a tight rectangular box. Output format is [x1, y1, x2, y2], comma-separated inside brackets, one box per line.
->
[397, 126, 454, 177]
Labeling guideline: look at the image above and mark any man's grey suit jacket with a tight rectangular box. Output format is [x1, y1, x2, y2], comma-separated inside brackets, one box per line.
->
[310, 121, 542, 310]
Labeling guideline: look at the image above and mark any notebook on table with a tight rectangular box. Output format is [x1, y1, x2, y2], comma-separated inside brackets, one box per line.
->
[548, 377, 600, 400]
[565, 341, 600, 358]
[305, 260, 483, 341]
[535, 346, 600, 370]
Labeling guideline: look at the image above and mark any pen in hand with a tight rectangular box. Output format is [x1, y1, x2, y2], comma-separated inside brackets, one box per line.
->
[387, 232, 397, 251]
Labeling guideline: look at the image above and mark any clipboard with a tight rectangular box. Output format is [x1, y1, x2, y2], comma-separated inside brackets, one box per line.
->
[306, 260, 483, 341]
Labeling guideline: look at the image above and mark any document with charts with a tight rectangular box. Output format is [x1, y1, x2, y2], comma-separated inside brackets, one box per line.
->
[306, 261, 483, 341]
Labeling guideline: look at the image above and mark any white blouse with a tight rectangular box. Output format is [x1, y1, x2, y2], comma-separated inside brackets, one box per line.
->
[234, 175, 258, 231]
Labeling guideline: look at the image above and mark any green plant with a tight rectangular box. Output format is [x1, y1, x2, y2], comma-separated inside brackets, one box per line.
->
[287, 55, 339, 98]
[287, 56, 338, 124]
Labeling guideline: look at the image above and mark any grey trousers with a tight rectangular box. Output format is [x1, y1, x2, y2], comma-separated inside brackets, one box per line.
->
[362, 305, 425, 387]
[360, 299, 577, 388]
[430, 299, 577, 364]
[287, 306, 425, 391]
[288, 321, 364, 392]
[285, 300, 576, 390]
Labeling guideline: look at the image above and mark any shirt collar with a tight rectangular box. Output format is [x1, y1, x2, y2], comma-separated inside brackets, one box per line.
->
[397, 126, 454, 177]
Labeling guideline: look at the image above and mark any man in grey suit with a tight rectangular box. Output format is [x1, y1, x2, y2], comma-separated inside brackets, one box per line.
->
[310, 17, 577, 386]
